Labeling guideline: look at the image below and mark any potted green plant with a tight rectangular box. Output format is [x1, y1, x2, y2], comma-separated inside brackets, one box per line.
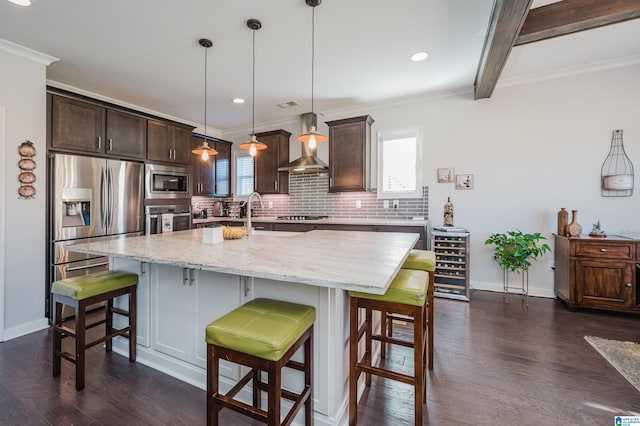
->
[485, 230, 551, 272]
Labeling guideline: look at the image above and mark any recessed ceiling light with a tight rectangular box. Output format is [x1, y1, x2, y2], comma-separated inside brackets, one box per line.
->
[8, 0, 31, 5]
[232, 98, 245, 104]
[411, 52, 428, 62]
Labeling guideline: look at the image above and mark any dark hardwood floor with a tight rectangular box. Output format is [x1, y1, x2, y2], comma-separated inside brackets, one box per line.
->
[1, 290, 639, 425]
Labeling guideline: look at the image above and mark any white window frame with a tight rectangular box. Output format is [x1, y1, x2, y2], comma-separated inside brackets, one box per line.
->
[235, 153, 254, 198]
[376, 127, 422, 199]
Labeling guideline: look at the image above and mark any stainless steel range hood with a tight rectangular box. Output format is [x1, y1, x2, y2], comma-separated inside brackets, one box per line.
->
[278, 113, 328, 173]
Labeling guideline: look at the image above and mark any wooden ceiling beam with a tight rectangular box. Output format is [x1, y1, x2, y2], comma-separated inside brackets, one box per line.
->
[474, 0, 533, 100]
[516, 0, 640, 46]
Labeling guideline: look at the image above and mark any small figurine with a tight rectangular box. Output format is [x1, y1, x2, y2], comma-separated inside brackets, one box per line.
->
[589, 220, 606, 237]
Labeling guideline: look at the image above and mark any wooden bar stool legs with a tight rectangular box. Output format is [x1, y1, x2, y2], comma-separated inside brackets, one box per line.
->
[205, 298, 315, 426]
[52, 271, 138, 391]
[349, 269, 432, 426]
[350, 298, 426, 426]
[207, 331, 314, 426]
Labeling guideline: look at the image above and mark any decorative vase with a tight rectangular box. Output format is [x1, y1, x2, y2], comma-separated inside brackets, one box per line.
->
[443, 197, 454, 226]
[566, 210, 582, 237]
[557, 208, 568, 236]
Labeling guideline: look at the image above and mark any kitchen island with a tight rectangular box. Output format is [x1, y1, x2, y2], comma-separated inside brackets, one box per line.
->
[69, 229, 418, 426]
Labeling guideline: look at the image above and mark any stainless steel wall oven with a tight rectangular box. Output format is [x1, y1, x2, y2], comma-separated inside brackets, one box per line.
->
[145, 204, 192, 234]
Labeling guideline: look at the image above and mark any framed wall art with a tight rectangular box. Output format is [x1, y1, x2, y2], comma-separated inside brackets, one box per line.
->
[455, 174, 473, 190]
[437, 167, 454, 183]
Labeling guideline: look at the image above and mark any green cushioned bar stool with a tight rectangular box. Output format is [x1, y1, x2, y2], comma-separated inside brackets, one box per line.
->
[381, 250, 436, 369]
[51, 270, 138, 391]
[205, 298, 315, 426]
[349, 268, 431, 426]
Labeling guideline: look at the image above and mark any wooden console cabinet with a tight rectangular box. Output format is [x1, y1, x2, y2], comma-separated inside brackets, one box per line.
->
[554, 235, 639, 314]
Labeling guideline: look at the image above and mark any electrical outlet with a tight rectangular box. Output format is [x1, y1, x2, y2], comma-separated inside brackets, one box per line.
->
[356, 200, 362, 209]
[268, 201, 273, 209]
[383, 200, 389, 209]
[393, 200, 399, 209]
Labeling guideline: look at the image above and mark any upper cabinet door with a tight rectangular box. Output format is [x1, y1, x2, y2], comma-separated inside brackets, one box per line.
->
[105, 109, 147, 159]
[51, 95, 105, 154]
[254, 130, 290, 194]
[191, 135, 215, 196]
[147, 120, 192, 165]
[327, 115, 374, 192]
[147, 120, 173, 162]
[171, 127, 193, 165]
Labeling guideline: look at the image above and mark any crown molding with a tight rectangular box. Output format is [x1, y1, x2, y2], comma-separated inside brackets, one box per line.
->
[498, 53, 640, 89]
[0, 39, 58, 65]
[46, 80, 215, 133]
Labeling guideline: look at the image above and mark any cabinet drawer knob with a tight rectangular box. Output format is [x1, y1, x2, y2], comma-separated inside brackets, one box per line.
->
[627, 283, 632, 288]
[599, 248, 607, 252]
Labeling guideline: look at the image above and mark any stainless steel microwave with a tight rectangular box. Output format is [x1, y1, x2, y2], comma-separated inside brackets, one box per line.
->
[145, 164, 192, 199]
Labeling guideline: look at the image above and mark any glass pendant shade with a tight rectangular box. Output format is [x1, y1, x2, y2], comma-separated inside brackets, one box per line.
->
[297, 125, 327, 149]
[239, 134, 267, 157]
[192, 140, 218, 160]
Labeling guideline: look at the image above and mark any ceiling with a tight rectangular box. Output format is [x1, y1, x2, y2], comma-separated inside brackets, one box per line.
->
[1, 0, 639, 134]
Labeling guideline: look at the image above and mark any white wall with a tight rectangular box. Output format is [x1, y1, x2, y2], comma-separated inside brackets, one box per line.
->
[0, 40, 57, 341]
[352, 64, 640, 297]
[222, 64, 640, 298]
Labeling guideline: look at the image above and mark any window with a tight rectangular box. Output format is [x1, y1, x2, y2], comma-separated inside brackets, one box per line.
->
[377, 128, 422, 199]
[236, 155, 254, 197]
[215, 157, 229, 195]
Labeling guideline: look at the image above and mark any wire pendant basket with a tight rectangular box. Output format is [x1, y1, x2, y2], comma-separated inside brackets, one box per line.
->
[601, 129, 634, 197]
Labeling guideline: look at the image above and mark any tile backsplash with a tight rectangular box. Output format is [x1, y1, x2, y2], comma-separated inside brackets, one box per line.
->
[193, 172, 429, 220]
[257, 172, 428, 219]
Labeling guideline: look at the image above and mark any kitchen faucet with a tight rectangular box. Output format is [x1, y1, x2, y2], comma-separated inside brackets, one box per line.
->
[246, 192, 264, 235]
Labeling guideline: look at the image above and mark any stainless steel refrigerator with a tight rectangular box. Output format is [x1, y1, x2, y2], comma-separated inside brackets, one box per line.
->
[48, 153, 144, 318]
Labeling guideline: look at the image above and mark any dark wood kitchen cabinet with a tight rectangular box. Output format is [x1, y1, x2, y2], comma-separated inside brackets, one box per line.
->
[554, 235, 639, 313]
[50, 94, 147, 159]
[191, 135, 232, 197]
[254, 129, 290, 194]
[326, 115, 374, 192]
[147, 120, 192, 164]
[105, 109, 147, 158]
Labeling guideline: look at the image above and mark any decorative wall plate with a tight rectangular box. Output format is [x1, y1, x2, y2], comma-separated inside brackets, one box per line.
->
[18, 140, 37, 199]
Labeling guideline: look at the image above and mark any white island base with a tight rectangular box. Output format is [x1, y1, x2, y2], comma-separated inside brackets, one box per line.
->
[111, 258, 350, 426]
[70, 230, 419, 425]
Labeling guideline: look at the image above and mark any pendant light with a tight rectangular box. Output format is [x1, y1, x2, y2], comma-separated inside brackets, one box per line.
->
[239, 19, 267, 157]
[192, 38, 218, 161]
[297, 0, 327, 150]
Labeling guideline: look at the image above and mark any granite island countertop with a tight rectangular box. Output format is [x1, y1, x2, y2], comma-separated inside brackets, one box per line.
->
[68, 229, 419, 294]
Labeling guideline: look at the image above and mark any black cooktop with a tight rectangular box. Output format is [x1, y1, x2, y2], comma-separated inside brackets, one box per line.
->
[276, 215, 329, 221]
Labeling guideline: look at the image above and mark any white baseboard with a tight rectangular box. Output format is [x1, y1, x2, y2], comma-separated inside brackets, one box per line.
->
[1, 317, 49, 342]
